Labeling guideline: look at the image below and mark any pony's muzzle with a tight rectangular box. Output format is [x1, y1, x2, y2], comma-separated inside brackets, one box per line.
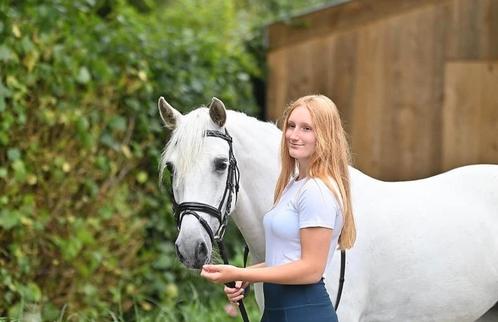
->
[175, 237, 210, 269]
[195, 241, 208, 266]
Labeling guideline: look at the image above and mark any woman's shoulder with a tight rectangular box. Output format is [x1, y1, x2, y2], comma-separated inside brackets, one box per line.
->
[303, 177, 343, 206]
[304, 177, 338, 191]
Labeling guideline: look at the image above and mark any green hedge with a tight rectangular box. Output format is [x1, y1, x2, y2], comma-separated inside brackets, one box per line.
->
[0, 0, 259, 319]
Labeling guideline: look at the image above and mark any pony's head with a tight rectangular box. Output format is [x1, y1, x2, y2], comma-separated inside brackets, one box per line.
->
[158, 97, 239, 269]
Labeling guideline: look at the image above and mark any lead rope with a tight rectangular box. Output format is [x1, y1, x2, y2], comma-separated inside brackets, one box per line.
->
[335, 250, 346, 310]
[217, 240, 250, 322]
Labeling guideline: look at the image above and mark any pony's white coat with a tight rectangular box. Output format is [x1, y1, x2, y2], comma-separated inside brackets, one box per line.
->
[160, 105, 498, 322]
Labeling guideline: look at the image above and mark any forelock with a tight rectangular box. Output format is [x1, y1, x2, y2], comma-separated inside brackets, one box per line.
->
[159, 107, 212, 184]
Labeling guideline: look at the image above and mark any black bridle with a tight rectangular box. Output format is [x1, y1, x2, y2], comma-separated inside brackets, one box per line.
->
[167, 128, 346, 320]
[169, 128, 250, 322]
[171, 129, 240, 244]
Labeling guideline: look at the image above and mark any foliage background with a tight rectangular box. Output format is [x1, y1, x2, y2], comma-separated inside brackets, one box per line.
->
[0, 0, 334, 320]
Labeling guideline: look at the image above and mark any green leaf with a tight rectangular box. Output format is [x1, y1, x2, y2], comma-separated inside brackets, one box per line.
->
[7, 148, 21, 161]
[57, 236, 83, 261]
[82, 283, 98, 296]
[12, 159, 27, 182]
[108, 116, 126, 131]
[0, 79, 12, 97]
[76, 66, 91, 84]
[21, 36, 35, 53]
[23, 50, 39, 72]
[0, 210, 20, 229]
[0, 132, 8, 145]
[75, 222, 95, 245]
[0, 45, 17, 62]
[75, 117, 89, 132]
[136, 171, 148, 183]
[0, 196, 8, 205]
[100, 132, 117, 149]
[18, 282, 42, 302]
[98, 204, 114, 219]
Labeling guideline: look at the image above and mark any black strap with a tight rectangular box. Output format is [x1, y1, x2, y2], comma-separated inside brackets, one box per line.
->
[177, 209, 216, 245]
[335, 250, 346, 310]
[217, 240, 250, 322]
[243, 244, 251, 295]
[243, 244, 249, 268]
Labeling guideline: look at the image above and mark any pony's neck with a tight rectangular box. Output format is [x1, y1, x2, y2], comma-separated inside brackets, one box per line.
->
[225, 111, 282, 263]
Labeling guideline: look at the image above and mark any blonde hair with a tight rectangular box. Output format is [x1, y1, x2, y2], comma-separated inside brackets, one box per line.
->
[274, 95, 356, 249]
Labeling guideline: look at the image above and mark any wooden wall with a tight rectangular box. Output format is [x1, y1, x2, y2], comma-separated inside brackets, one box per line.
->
[442, 62, 498, 170]
[266, 0, 498, 180]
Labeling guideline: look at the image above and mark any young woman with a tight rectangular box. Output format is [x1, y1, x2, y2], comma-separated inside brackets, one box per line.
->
[201, 94, 356, 322]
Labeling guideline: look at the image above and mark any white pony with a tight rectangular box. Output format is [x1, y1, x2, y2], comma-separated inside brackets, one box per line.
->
[157, 96, 498, 322]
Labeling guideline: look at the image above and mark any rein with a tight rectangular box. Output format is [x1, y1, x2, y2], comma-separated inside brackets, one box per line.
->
[168, 128, 346, 320]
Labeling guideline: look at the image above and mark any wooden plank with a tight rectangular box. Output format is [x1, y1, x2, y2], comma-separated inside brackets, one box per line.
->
[325, 31, 358, 137]
[446, 0, 498, 60]
[349, 4, 448, 180]
[378, 5, 445, 180]
[266, 49, 288, 122]
[265, 30, 359, 131]
[350, 23, 386, 178]
[442, 61, 498, 171]
[267, 0, 450, 51]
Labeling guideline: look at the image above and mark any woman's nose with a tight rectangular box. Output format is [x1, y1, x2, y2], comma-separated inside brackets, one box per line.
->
[288, 128, 299, 140]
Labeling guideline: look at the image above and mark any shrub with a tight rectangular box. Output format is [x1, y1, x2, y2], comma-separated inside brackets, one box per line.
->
[0, 0, 258, 318]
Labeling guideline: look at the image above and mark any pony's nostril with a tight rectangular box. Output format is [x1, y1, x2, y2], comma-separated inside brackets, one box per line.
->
[196, 241, 208, 259]
[175, 243, 185, 262]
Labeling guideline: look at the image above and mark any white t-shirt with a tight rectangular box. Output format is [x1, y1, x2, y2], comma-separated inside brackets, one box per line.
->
[263, 177, 343, 278]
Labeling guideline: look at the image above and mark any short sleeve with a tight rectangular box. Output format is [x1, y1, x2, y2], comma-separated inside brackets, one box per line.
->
[295, 179, 340, 229]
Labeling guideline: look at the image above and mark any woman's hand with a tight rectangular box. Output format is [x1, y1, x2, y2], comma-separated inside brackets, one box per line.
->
[224, 281, 250, 305]
[200, 264, 241, 284]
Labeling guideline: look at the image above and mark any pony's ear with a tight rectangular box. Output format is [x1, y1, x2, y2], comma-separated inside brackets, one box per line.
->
[158, 96, 181, 130]
[208, 97, 226, 127]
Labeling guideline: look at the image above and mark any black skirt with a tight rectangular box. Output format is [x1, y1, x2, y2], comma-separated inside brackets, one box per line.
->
[260, 279, 338, 322]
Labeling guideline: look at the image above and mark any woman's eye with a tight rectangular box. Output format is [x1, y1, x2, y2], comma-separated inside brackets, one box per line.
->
[288, 123, 295, 128]
[304, 127, 312, 131]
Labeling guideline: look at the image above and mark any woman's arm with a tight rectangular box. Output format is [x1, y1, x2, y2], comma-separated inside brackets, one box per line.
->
[201, 227, 332, 285]
[247, 262, 266, 269]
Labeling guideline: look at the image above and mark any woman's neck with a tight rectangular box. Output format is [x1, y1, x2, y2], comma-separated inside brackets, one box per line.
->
[296, 160, 309, 180]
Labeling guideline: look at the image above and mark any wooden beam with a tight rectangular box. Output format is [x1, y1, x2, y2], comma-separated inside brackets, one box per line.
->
[267, 0, 451, 51]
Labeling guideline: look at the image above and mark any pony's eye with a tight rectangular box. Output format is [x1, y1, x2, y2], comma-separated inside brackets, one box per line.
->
[214, 158, 228, 172]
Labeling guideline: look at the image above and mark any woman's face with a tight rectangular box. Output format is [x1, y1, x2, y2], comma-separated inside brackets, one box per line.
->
[285, 105, 316, 166]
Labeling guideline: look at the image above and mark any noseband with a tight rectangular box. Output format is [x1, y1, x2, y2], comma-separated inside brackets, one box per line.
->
[170, 129, 240, 245]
